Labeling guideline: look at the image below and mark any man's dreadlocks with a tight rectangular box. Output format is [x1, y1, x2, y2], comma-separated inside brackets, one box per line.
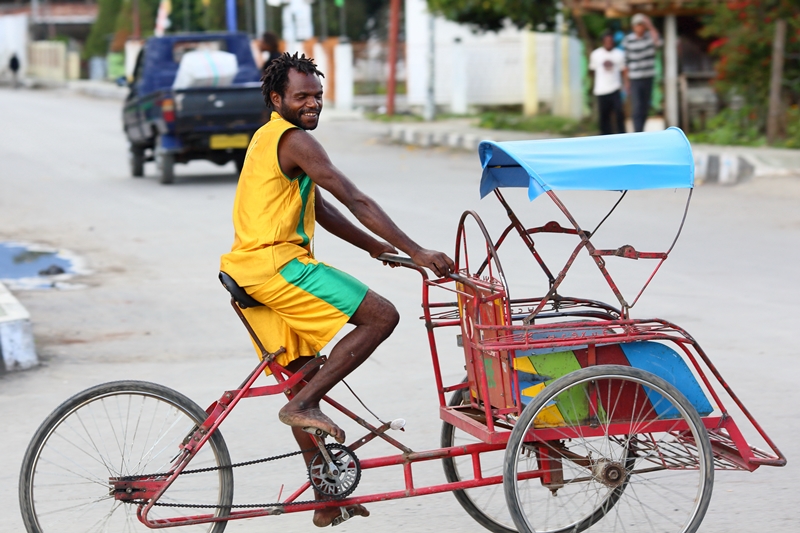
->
[261, 52, 325, 109]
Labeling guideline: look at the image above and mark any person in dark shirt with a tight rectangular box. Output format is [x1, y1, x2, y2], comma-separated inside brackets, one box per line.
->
[623, 14, 662, 132]
[260, 32, 281, 72]
[9, 53, 20, 88]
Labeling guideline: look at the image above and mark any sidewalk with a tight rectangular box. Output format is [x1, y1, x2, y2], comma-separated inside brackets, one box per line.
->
[59, 81, 799, 183]
[381, 118, 800, 185]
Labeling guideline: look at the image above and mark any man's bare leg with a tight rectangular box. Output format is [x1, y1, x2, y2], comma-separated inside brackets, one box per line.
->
[285, 355, 374, 526]
[279, 289, 399, 444]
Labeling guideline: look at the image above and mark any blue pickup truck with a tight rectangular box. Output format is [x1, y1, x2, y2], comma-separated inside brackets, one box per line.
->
[123, 33, 268, 184]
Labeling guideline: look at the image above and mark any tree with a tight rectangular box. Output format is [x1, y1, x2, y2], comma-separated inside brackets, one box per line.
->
[426, 0, 559, 32]
[700, 0, 800, 143]
[84, 0, 124, 58]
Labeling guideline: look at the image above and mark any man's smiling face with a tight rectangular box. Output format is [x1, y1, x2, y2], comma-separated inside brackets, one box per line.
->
[272, 69, 323, 130]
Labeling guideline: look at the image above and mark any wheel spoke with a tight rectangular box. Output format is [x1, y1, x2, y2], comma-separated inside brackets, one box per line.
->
[504, 365, 713, 533]
[20, 381, 234, 533]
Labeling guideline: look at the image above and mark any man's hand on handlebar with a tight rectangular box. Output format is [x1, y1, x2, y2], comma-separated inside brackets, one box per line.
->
[410, 249, 455, 278]
[368, 240, 398, 259]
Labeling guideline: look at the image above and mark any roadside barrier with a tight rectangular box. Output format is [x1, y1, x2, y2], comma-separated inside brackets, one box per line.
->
[0, 282, 37, 372]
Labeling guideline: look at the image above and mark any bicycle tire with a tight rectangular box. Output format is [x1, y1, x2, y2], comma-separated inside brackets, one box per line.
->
[503, 365, 714, 533]
[19, 380, 234, 533]
[441, 384, 517, 533]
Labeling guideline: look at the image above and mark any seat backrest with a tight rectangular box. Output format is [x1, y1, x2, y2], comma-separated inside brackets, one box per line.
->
[219, 272, 264, 309]
[456, 279, 515, 412]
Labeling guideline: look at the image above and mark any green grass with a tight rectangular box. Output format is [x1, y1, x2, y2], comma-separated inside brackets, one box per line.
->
[478, 112, 596, 136]
[354, 81, 406, 96]
[364, 111, 423, 122]
[687, 105, 800, 148]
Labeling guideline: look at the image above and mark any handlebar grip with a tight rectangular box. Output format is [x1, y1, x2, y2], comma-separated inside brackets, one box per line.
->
[376, 253, 417, 267]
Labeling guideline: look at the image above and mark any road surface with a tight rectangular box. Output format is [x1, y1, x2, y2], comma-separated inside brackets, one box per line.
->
[1, 87, 798, 532]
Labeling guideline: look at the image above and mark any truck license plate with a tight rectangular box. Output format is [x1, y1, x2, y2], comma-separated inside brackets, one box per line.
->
[210, 134, 250, 150]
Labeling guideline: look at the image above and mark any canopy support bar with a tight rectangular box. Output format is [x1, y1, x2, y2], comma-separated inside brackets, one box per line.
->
[520, 188, 694, 324]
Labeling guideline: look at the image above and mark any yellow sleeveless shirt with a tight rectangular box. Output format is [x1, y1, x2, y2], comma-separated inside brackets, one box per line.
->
[220, 112, 316, 286]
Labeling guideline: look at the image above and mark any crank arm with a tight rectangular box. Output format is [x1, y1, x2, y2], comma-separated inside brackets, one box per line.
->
[304, 428, 340, 476]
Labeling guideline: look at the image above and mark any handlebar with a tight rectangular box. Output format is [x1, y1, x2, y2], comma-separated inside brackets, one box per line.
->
[375, 253, 418, 268]
[376, 253, 466, 285]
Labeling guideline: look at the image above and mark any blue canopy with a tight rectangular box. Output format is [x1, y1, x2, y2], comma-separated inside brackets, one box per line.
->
[479, 127, 695, 200]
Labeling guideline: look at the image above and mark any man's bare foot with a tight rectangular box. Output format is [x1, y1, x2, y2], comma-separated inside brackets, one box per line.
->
[278, 404, 346, 444]
[313, 505, 370, 527]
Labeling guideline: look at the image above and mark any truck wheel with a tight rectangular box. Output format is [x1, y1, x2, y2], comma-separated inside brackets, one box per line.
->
[129, 146, 145, 177]
[234, 153, 246, 176]
[156, 136, 176, 185]
[159, 152, 175, 185]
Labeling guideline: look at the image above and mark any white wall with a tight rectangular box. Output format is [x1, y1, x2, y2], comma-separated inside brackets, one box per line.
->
[404, 0, 583, 118]
[28, 40, 67, 82]
[0, 14, 29, 79]
[405, 0, 526, 107]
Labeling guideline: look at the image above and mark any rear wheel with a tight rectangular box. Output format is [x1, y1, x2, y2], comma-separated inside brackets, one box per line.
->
[233, 152, 246, 176]
[156, 136, 175, 184]
[503, 365, 713, 533]
[129, 145, 145, 177]
[159, 151, 175, 184]
[19, 381, 234, 533]
[441, 385, 516, 533]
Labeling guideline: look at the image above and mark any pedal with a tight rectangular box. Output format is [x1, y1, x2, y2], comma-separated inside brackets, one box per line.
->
[304, 428, 340, 477]
[331, 507, 351, 526]
[303, 426, 330, 438]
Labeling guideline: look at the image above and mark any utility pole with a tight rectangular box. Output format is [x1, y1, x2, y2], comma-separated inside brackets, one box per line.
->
[226, 0, 237, 32]
[255, 0, 265, 36]
[132, 0, 141, 39]
[385, 0, 400, 115]
[244, 0, 253, 35]
[423, 11, 435, 121]
[319, 0, 327, 41]
[664, 15, 678, 127]
[767, 18, 787, 144]
[336, 0, 348, 42]
[334, 0, 353, 111]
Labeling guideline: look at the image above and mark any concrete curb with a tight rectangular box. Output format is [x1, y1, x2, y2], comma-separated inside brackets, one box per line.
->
[67, 80, 129, 100]
[386, 123, 553, 153]
[0, 282, 38, 372]
[385, 124, 800, 185]
[693, 153, 755, 185]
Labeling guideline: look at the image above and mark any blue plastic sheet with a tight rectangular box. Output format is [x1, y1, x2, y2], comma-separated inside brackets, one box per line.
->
[479, 127, 695, 200]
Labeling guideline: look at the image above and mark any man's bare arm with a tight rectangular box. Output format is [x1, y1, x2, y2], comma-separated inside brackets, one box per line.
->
[279, 129, 454, 275]
[645, 16, 662, 46]
[315, 190, 396, 258]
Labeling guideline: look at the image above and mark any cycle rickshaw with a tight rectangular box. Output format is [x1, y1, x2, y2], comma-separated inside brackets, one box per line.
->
[19, 127, 785, 533]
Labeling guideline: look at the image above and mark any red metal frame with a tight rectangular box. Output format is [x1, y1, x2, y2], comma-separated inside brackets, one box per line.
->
[117, 329, 518, 528]
[427, 189, 785, 471]
[110, 187, 784, 529]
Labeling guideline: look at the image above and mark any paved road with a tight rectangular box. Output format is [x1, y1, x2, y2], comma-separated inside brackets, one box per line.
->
[1, 87, 798, 532]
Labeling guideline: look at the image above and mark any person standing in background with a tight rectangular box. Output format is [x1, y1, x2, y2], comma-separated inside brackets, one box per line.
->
[260, 32, 281, 72]
[590, 31, 627, 135]
[9, 53, 20, 88]
[623, 14, 662, 132]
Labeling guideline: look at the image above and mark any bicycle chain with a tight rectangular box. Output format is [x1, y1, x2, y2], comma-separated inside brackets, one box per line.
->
[124, 447, 334, 510]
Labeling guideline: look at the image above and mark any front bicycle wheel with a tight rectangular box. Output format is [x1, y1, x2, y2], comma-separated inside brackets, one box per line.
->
[441, 385, 517, 533]
[19, 381, 234, 533]
[503, 365, 714, 533]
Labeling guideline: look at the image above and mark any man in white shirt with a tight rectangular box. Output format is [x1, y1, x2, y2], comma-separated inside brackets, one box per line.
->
[590, 30, 628, 135]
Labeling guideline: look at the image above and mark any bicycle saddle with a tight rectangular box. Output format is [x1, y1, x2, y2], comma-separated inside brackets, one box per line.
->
[219, 271, 264, 309]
